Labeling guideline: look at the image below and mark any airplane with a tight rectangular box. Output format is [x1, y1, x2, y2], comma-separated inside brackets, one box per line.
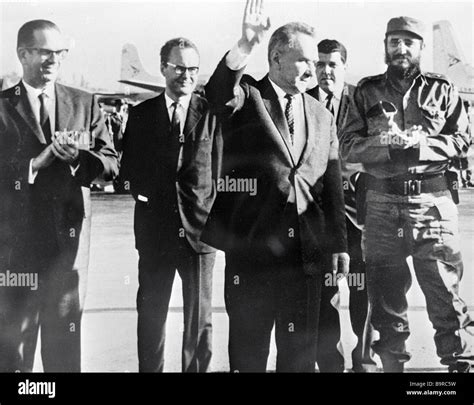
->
[118, 43, 165, 93]
[433, 20, 474, 106]
[118, 43, 209, 94]
[433, 20, 474, 180]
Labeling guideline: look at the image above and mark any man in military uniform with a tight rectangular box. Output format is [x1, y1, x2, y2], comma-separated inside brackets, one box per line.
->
[340, 16, 473, 372]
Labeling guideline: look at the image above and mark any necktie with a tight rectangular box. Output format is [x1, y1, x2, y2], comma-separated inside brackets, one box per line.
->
[38, 92, 52, 143]
[325, 92, 335, 116]
[171, 102, 181, 139]
[284, 94, 294, 145]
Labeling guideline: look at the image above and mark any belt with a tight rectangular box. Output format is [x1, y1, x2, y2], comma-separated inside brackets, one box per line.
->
[367, 173, 448, 196]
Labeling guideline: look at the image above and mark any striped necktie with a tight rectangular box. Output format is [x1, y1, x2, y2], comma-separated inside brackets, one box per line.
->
[284, 94, 294, 145]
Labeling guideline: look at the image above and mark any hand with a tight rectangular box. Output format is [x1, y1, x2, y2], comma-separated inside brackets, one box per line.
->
[51, 132, 80, 165]
[239, 0, 271, 54]
[332, 252, 350, 277]
[389, 131, 420, 150]
[31, 145, 55, 172]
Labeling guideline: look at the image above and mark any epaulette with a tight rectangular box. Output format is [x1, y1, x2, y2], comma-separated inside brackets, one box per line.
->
[423, 71, 452, 84]
[357, 73, 385, 87]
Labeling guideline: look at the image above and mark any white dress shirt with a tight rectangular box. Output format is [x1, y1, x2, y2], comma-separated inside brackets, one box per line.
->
[164, 91, 191, 134]
[268, 78, 306, 159]
[23, 79, 56, 137]
[318, 86, 342, 118]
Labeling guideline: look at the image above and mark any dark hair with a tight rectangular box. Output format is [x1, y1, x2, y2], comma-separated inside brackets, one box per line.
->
[17, 19, 60, 48]
[268, 22, 316, 63]
[160, 37, 199, 65]
[317, 39, 347, 64]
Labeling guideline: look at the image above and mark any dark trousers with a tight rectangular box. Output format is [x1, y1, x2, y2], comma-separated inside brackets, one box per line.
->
[365, 190, 474, 370]
[0, 251, 88, 372]
[137, 245, 215, 372]
[316, 218, 376, 372]
[224, 252, 321, 373]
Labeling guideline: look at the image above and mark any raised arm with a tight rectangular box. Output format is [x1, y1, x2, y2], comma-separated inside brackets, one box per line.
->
[205, 0, 271, 110]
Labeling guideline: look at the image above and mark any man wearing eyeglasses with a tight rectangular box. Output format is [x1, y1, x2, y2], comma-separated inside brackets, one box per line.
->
[120, 38, 221, 372]
[0, 20, 118, 372]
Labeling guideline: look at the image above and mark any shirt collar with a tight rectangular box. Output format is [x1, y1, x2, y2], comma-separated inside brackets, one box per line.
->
[22, 79, 55, 99]
[164, 91, 192, 111]
[318, 85, 342, 101]
[268, 77, 303, 102]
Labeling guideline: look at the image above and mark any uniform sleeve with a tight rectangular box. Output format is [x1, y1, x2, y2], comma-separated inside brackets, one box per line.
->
[418, 84, 471, 161]
[339, 86, 392, 164]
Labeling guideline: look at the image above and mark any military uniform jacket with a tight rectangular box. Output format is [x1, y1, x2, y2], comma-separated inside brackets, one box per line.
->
[340, 71, 470, 179]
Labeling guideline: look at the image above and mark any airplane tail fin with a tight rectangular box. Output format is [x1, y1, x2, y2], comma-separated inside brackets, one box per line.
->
[433, 20, 466, 74]
[120, 43, 158, 83]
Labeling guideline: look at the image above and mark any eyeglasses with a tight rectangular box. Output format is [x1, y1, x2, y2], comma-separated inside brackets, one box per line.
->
[165, 62, 199, 76]
[23, 48, 69, 60]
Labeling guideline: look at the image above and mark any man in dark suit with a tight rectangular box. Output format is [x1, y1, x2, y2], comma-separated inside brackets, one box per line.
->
[307, 39, 376, 372]
[0, 20, 119, 372]
[203, 0, 349, 372]
[120, 38, 221, 372]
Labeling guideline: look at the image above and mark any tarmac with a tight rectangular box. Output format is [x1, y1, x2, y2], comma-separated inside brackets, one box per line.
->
[32, 190, 474, 372]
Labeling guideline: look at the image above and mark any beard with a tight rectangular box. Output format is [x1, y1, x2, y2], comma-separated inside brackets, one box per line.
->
[385, 51, 421, 80]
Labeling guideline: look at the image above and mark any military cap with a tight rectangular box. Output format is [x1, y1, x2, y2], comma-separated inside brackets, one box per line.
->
[386, 16, 425, 40]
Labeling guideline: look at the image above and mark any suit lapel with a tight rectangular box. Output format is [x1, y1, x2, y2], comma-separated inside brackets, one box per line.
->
[55, 83, 73, 133]
[313, 85, 321, 101]
[183, 94, 203, 140]
[336, 83, 350, 130]
[156, 93, 170, 138]
[259, 76, 296, 166]
[297, 93, 317, 167]
[10, 82, 46, 144]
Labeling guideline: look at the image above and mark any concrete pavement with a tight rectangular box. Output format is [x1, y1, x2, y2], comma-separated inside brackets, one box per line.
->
[33, 190, 474, 372]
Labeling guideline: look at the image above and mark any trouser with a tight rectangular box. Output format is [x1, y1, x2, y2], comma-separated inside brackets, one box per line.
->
[365, 189, 474, 370]
[317, 218, 376, 372]
[224, 252, 321, 373]
[0, 251, 88, 372]
[137, 246, 215, 372]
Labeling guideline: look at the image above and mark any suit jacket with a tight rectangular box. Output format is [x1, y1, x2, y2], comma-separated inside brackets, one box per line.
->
[307, 84, 363, 225]
[120, 93, 222, 255]
[0, 82, 119, 270]
[306, 83, 354, 134]
[203, 56, 347, 275]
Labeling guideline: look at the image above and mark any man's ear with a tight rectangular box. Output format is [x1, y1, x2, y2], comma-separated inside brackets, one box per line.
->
[17, 48, 27, 62]
[420, 40, 426, 50]
[160, 62, 166, 76]
[270, 49, 280, 69]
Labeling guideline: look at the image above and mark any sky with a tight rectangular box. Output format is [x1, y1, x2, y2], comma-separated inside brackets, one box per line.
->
[0, 0, 472, 91]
